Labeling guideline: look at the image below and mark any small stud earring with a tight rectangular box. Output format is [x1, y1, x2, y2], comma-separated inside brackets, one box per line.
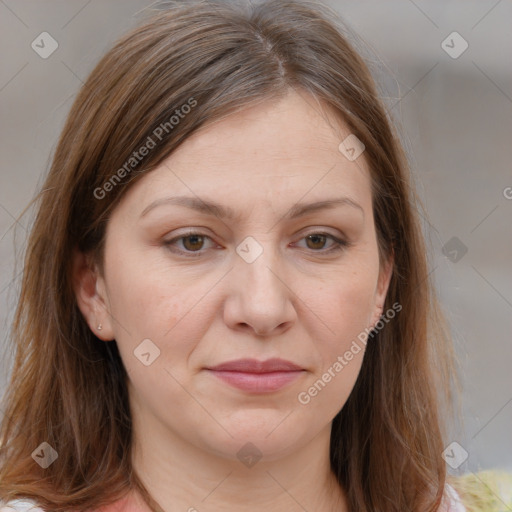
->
[97, 324, 102, 331]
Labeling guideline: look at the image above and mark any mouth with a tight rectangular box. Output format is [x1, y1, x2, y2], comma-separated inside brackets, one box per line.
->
[204, 358, 306, 393]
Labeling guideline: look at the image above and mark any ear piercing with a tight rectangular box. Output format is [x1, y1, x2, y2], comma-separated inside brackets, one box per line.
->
[371, 305, 384, 330]
[97, 324, 103, 331]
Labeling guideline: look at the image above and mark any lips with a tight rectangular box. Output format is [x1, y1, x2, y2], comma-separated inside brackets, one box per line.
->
[205, 358, 305, 393]
[207, 358, 303, 373]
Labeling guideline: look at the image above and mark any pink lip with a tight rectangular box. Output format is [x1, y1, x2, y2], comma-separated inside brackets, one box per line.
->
[205, 358, 305, 393]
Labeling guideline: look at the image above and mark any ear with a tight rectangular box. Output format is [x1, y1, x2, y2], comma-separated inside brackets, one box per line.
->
[71, 246, 115, 341]
[369, 250, 394, 330]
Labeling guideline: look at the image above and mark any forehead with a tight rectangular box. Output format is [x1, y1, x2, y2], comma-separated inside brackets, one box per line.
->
[121, 90, 373, 218]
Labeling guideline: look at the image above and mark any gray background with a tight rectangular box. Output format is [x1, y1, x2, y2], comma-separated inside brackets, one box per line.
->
[1, 0, 511, 478]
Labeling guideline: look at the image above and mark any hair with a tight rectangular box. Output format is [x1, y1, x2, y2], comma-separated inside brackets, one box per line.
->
[0, 1, 461, 511]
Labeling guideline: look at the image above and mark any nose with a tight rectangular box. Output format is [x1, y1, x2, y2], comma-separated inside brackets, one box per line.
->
[223, 238, 297, 337]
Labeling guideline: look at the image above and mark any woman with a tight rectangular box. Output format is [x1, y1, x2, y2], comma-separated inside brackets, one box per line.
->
[0, 0, 466, 510]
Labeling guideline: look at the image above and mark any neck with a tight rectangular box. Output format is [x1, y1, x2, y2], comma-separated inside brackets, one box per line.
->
[129, 409, 348, 512]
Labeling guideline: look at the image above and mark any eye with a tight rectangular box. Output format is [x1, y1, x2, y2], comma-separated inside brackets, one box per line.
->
[293, 232, 350, 254]
[163, 230, 350, 258]
[163, 231, 216, 257]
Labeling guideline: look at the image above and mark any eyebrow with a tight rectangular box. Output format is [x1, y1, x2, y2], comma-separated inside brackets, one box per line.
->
[139, 195, 364, 221]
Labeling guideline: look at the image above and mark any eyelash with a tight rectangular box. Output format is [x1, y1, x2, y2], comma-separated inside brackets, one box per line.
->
[163, 230, 350, 258]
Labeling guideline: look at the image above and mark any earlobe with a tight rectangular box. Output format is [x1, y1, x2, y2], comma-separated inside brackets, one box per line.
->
[371, 252, 394, 329]
[71, 247, 115, 341]
[377, 250, 394, 302]
[369, 304, 384, 331]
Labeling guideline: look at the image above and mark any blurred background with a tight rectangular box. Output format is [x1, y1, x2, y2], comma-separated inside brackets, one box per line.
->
[1, 0, 511, 477]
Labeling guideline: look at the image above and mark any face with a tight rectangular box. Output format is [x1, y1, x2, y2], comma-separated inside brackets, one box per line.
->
[74, 89, 392, 464]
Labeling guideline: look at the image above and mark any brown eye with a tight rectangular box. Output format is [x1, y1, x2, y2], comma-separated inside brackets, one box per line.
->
[163, 232, 216, 257]
[181, 234, 205, 251]
[305, 234, 329, 250]
[295, 232, 349, 254]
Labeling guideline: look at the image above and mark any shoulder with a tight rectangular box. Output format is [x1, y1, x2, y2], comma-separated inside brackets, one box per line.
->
[0, 500, 45, 512]
[0, 492, 138, 512]
[0, 487, 470, 512]
[447, 470, 512, 511]
[441, 483, 467, 512]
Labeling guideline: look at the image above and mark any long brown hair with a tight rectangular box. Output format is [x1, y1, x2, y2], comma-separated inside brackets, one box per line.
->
[0, 1, 460, 510]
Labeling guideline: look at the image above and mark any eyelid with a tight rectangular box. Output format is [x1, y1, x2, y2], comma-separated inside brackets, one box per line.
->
[163, 230, 218, 255]
[163, 231, 351, 259]
[292, 231, 350, 253]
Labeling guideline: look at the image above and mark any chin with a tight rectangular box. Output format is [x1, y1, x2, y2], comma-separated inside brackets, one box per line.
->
[198, 420, 310, 463]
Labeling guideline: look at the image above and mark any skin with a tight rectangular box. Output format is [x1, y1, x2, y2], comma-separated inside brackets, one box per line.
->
[73, 89, 393, 512]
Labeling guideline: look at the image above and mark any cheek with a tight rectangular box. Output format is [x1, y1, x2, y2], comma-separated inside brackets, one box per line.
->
[104, 241, 187, 332]
[295, 271, 377, 416]
[307, 265, 378, 345]
[103, 245, 217, 373]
